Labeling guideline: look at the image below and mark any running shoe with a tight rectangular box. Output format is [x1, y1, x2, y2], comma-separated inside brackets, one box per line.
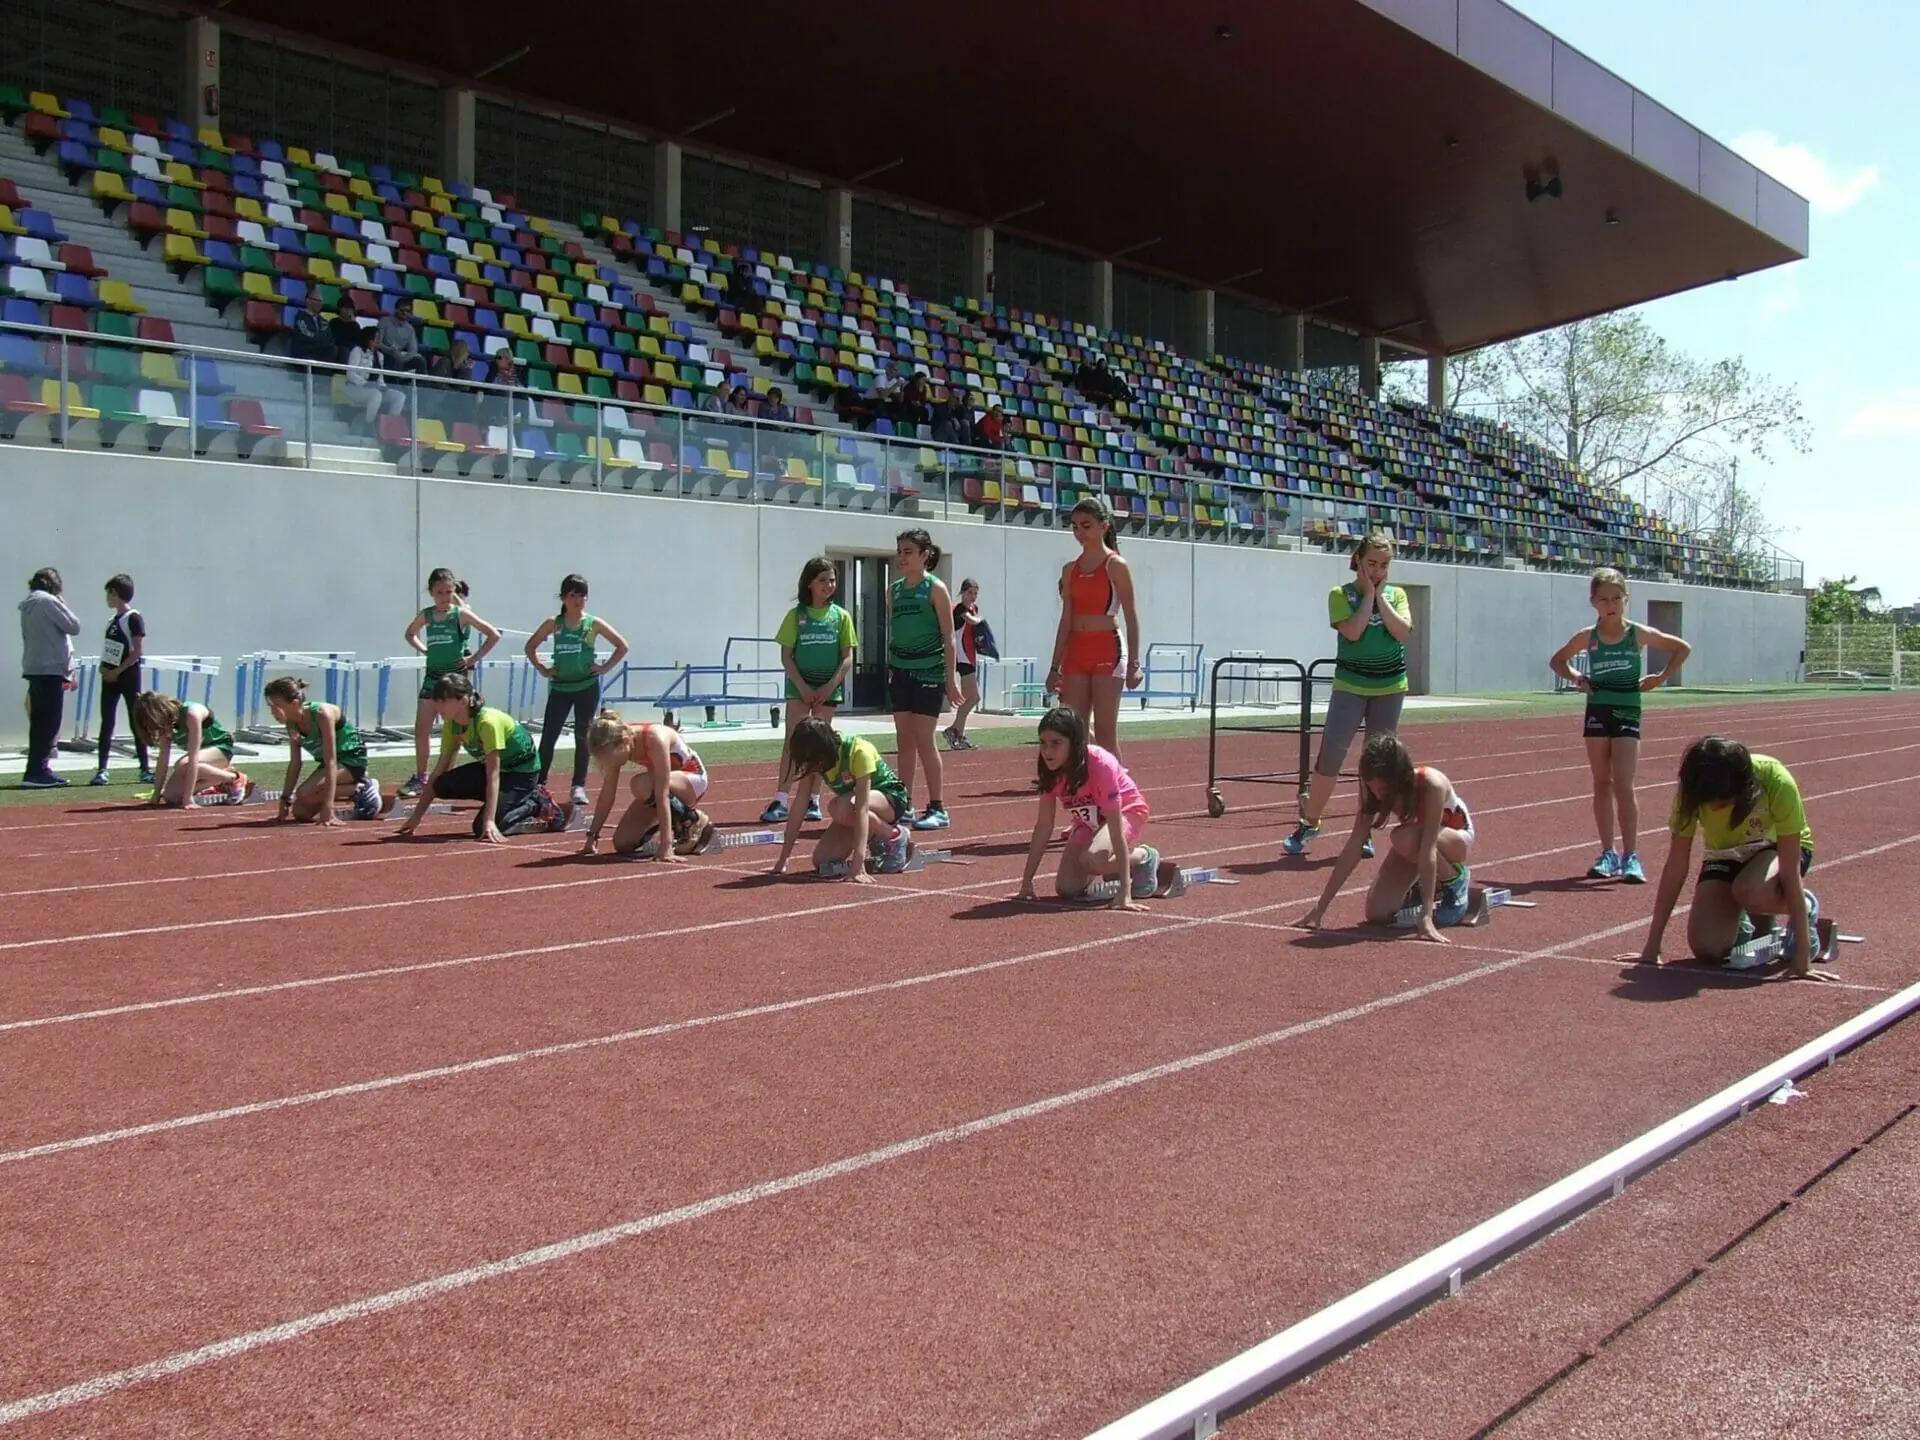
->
[570, 785, 589, 809]
[1619, 852, 1646, 884]
[1587, 849, 1621, 879]
[20, 771, 67, 789]
[804, 795, 823, 821]
[1129, 845, 1162, 900]
[1157, 861, 1188, 899]
[1281, 821, 1320, 856]
[138, 768, 155, 785]
[942, 725, 960, 750]
[227, 771, 253, 803]
[676, 810, 717, 855]
[399, 773, 425, 799]
[761, 797, 790, 823]
[89, 770, 110, 786]
[816, 858, 850, 879]
[352, 777, 383, 821]
[1435, 864, 1472, 925]
[951, 733, 976, 751]
[911, 806, 951, 831]
[877, 824, 912, 874]
[1780, 891, 1820, 963]
[1361, 837, 1375, 860]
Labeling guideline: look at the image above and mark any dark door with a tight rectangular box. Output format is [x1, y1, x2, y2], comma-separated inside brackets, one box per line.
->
[1647, 600, 1683, 685]
[837, 554, 892, 711]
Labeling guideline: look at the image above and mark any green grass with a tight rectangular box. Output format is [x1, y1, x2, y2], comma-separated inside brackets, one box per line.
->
[0, 684, 1889, 809]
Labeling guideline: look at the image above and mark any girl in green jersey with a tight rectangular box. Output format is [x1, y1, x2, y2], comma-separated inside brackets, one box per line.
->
[400, 569, 501, 798]
[763, 556, 857, 825]
[887, 529, 960, 831]
[1549, 567, 1691, 884]
[525, 574, 630, 809]
[263, 676, 386, 825]
[134, 692, 251, 808]
[396, 673, 563, 843]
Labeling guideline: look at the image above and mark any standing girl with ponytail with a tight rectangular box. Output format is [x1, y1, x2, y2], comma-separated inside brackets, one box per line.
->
[524, 574, 630, 809]
[399, 569, 501, 799]
[1047, 496, 1142, 758]
[886, 529, 961, 831]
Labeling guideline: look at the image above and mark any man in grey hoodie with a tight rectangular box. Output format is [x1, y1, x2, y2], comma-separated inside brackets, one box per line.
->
[19, 566, 81, 788]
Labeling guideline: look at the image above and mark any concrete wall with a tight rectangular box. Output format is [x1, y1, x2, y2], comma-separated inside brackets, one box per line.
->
[3, 452, 1807, 744]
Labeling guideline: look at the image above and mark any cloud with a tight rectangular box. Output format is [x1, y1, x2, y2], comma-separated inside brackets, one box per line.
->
[1730, 131, 1880, 213]
[1842, 386, 1920, 439]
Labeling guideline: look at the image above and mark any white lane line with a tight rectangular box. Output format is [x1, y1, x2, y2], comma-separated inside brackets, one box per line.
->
[0, 844, 533, 900]
[10, 843, 1905, 1431]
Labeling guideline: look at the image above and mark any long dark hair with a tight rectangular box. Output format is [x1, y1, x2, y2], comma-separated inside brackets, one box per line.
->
[789, 715, 841, 776]
[28, 566, 62, 595]
[559, 573, 589, 601]
[1675, 736, 1759, 831]
[429, 671, 483, 714]
[796, 556, 835, 607]
[426, 567, 470, 601]
[896, 528, 942, 570]
[1070, 496, 1119, 553]
[1358, 731, 1417, 820]
[1036, 705, 1090, 794]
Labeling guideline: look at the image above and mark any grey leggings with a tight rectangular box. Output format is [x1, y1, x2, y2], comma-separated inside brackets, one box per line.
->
[1313, 689, 1406, 777]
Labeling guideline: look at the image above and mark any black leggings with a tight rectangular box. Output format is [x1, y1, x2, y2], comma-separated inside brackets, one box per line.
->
[97, 669, 149, 772]
[539, 682, 599, 789]
[433, 761, 541, 836]
[25, 675, 65, 774]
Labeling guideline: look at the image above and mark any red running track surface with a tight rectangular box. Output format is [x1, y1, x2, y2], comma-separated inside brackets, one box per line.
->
[1, 693, 1916, 1437]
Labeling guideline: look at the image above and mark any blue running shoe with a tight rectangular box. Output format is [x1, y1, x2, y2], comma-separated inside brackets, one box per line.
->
[760, 798, 789, 823]
[877, 824, 912, 874]
[911, 806, 950, 831]
[1281, 822, 1320, 856]
[1361, 837, 1375, 860]
[1129, 845, 1161, 900]
[1435, 864, 1471, 925]
[1619, 852, 1646, 884]
[1588, 849, 1621, 879]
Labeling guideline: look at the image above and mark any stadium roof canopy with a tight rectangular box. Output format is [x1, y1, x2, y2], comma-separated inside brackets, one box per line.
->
[207, 0, 1810, 355]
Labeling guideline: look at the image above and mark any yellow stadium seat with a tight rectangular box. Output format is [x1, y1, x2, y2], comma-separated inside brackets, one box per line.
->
[197, 127, 233, 154]
[240, 272, 285, 302]
[784, 457, 818, 485]
[29, 92, 70, 118]
[527, 217, 553, 235]
[642, 385, 668, 407]
[556, 373, 584, 397]
[348, 177, 375, 200]
[571, 348, 607, 376]
[411, 300, 444, 328]
[422, 176, 447, 196]
[454, 259, 482, 283]
[163, 162, 203, 190]
[0, 208, 22, 236]
[335, 239, 366, 265]
[140, 352, 187, 389]
[502, 313, 531, 339]
[413, 419, 464, 452]
[306, 258, 341, 286]
[285, 147, 314, 169]
[323, 193, 351, 215]
[429, 194, 453, 215]
[96, 127, 133, 153]
[164, 208, 208, 240]
[90, 171, 134, 205]
[162, 234, 208, 267]
[587, 436, 633, 468]
[98, 280, 144, 314]
[40, 379, 97, 418]
[233, 197, 266, 223]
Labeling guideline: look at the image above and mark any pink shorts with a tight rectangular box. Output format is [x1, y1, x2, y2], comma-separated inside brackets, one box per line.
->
[1066, 808, 1148, 850]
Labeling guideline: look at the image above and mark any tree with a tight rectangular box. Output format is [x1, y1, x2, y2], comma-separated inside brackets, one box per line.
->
[1805, 577, 1878, 626]
[1385, 311, 1809, 556]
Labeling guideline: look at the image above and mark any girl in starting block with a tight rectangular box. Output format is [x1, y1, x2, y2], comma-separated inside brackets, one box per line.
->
[1624, 736, 1835, 981]
[134, 693, 252, 807]
[1298, 731, 1475, 943]
[578, 711, 715, 860]
[771, 717, 913, 883]
[1018, 705, 1181, 910]
[264, 676, 386, 825]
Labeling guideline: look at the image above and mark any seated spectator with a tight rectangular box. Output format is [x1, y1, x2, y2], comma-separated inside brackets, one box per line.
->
[896, 373, 932, 429]
[343, 327, 403, 426]
[931, 392, 971, 446]
[721, 262, 760, 317]
[477, 348, 531, 432]
[328, 295, 363, 357]
[290, 290, 337, 365]
[724, 384, 753, 420]
[762, 387, 795, 424]
[976, 403, 1007, 450]
[1075, 354, 1135, 406]
[700, 382, 731, 416]
[376, 298, 427, 374]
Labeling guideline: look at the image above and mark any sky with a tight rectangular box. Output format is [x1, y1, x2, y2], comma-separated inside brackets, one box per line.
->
[1505, 0, 1917, 605]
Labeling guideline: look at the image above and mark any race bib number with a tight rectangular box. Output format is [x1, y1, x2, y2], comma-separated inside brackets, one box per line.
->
[101, 638, 126, 667]
[1067, 801, 1102, 829]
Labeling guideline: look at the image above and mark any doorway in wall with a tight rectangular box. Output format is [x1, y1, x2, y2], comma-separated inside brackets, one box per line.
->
[1647, 600, 1683, 685]
[1397, 583, 1432, 695]
[834, 554, 891, 711]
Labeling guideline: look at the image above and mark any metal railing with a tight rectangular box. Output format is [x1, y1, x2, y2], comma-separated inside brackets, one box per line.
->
[0, 318, 1786, 590]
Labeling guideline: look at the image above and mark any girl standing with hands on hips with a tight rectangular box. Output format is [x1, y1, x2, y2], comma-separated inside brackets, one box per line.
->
[1283, 532, 1412, 858]
[1047, 497, 1141, 759]
[524, 574, 630, 810]
[887, 529, 961, 831]
[399, 569, 500, 799]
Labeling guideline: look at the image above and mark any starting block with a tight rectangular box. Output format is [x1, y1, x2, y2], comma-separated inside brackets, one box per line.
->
[1081, 865, 1237, 902]
[1394, 885, 1534, 929]
[1726, 917, 1854, 970]
[712, 828, 780, 850]
[902, 847, 971, 872]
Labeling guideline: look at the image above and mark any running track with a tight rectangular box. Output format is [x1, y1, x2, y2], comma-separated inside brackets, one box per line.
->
[2, 693, 1916, 1437]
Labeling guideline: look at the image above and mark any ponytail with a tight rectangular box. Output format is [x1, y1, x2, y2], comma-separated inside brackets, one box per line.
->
[587, 707, 630, 757]
[429, 671, 481, 712]
[1070, 496, 1119, 552]
[897, 528, 940, 570]
[263, 676, 308, 704]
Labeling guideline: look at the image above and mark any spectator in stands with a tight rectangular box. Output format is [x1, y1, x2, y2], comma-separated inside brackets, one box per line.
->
[763, 387, 795, 424]
[725, 383, 753, 419]
[1075, 355, 1134, 406]
[376, 298, 426, 375]
[328, 295, 363, 357]
[290, 290, 337, 365]
[700, 382, 731, 416]
[896, 373, 932, 430]
[18, 566, 81, 789]
[721, 261, 760, 317]
[932, 391, 971, 446]
[479, 349, 527, 432]
[976, 403, 1007, 450]
[343, 327, 403, 426]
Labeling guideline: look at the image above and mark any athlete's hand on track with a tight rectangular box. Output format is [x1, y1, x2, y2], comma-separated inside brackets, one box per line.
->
[580, 834, 600, 857]
[478, 823, 505, 845]
[849, 868, 874, 886]
[1785, 963, 1841, 984]
[1413, 918, 1450, 944]
[1016, 881, 1038, 901]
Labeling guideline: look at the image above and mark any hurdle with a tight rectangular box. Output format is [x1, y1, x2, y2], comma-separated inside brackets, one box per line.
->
[1726, 916, 1858, 970]
[233, 651, 359, 741]
[57, 656, 101, 751]
[1393, 886, 1535, 929]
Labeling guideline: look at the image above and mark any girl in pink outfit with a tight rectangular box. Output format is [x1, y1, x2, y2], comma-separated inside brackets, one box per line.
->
[1018, 706, 1181, 908]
